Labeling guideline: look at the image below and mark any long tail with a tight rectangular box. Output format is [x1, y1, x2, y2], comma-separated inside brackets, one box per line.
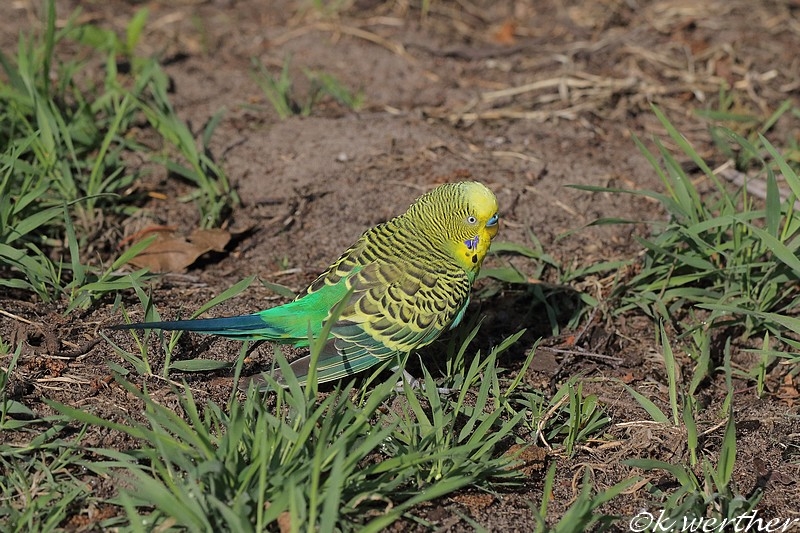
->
[109, 314, 282, 341]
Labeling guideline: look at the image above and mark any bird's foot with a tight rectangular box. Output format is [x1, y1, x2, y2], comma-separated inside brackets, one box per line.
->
[393, 368, 456, 396]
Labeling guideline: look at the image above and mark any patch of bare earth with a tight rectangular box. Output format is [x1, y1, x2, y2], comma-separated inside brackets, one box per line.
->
[2, 0, 799, 530]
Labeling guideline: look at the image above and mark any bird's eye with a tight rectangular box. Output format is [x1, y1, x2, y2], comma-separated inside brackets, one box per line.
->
[486, 213, 499, 227]
[466, 215, 477, 224]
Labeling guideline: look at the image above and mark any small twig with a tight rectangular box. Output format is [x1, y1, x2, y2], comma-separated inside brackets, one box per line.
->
[491, 150, 542, 164]
[272, 21, 429, 75]
[267, 268, 304, 277]
[55, 337, 102, 359]
[0, 309, 34, 325]
[481, 74, 638, 102]
[573, 306, 600, 347]
[540, 346, 624, 365]
[536, 393, 569, 450]
[716, 160, 800, 210]
[699, 417, 729, 437]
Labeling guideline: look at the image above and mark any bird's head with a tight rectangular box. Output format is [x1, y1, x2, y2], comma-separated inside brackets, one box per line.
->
[406, 181, 499, 274]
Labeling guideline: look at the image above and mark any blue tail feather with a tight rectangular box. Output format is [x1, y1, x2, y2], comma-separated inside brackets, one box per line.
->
[110, 314, 281, 340]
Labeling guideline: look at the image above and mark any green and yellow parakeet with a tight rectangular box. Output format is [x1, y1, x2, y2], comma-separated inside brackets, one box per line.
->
[113, 181, 499, 386]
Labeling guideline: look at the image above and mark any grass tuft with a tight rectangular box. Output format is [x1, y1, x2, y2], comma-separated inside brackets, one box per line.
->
[0, 0, 237, 307]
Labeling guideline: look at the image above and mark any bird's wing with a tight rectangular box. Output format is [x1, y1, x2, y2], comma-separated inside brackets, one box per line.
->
[284, 258, 472, 385]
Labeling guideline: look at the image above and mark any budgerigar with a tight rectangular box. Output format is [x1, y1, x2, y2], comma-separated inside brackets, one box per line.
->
[112, 181, 499, 387]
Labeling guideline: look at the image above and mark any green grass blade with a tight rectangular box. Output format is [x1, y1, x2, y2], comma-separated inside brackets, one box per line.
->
[622, 383, 670, 423]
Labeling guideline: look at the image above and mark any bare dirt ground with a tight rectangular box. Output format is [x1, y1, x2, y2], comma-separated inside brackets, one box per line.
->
[2, 0, 800, 530]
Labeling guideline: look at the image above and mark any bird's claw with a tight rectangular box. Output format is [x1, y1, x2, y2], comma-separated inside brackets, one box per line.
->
[393, 369, 456, 396]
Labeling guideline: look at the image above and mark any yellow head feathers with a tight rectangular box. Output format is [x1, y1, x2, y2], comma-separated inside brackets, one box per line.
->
[404, 181, 499, 273]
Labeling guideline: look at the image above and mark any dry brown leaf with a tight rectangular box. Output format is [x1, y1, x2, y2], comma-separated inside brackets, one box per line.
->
[129, 238, 207, 273]
[277, 511, 292, 533]
[189, 228, 230, 252]
[128, 228, 231, 273]
[778, 373, 799, 407]
[119, 225, 177, 248]
[492, 20, 517, 45]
